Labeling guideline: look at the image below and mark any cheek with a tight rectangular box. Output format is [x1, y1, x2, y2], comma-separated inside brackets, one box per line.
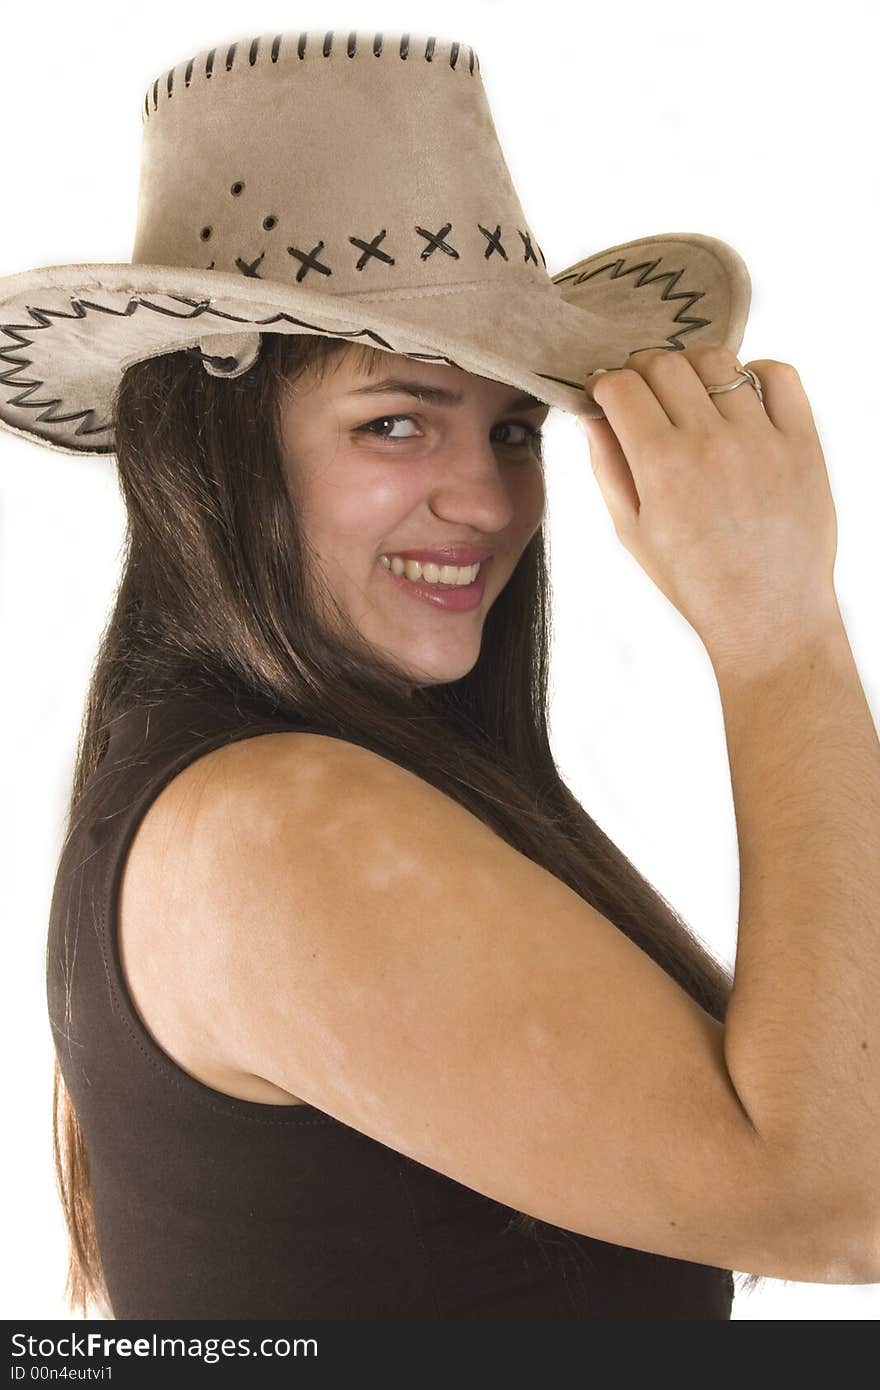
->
[309, 466, 420, 551]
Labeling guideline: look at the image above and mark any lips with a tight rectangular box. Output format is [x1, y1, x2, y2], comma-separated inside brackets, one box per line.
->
[382, 546, 494, 566]
[381, 555, 487, 611]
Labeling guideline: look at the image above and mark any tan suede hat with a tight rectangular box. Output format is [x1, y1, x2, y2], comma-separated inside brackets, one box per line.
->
[0, 26, 753, 458]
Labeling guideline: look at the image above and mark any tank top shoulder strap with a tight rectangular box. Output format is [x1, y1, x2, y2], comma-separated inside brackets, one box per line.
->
[102, 691, 326, 762]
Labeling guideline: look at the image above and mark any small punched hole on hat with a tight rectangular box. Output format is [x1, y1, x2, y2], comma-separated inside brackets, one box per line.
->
[200, 227, 212, 241]
[231, 182, 245, 197]
[263, 216, 278, 231]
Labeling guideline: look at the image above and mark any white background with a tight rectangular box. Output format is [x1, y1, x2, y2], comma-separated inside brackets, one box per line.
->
[1, 0, 878, 1321]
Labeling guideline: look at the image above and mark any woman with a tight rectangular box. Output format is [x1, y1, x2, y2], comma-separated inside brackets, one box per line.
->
[3, 28, 877, 1318]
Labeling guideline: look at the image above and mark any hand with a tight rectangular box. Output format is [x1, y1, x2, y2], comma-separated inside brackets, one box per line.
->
[579, 346, 840, 669]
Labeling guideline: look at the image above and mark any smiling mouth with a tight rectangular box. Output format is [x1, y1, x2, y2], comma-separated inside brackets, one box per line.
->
[379, 556, 487, 610]
[379, 555, 486, 586]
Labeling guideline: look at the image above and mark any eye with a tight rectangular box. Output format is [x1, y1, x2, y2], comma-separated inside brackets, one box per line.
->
[357, 414, 420, 442]
[355, 413, 543, 449]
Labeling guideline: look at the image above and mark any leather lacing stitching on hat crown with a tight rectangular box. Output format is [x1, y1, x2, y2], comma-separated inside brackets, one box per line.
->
[144, 28, 542, 292]
[145, 31, 479, 119]
[195, 219, 546, 282]
[0, 32, 718, 445]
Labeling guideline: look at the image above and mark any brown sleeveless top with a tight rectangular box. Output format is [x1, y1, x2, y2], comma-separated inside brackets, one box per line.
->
[46, 692, 735, 1319]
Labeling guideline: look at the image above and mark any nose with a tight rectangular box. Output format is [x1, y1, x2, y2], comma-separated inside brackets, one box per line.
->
[424, 437, 520, 534]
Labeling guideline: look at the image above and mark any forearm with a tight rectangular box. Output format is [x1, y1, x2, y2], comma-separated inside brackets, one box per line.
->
[712, 602, 880, 1215]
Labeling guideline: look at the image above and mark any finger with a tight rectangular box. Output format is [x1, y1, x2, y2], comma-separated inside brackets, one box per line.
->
[583, 367, 674, 469]
[681, 347, 770, 427]
[624, 346, 730, 428]
[626, 346, 764, 429]
[741, 359, 817, 440]
[580, 415, 641, 529]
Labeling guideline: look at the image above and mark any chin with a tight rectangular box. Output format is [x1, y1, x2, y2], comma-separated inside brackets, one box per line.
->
[402, 654, 480, 688]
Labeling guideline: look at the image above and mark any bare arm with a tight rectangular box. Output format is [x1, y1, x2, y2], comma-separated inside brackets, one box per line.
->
[712, 601, 880, 1264]
[582, 346, 879, 1278]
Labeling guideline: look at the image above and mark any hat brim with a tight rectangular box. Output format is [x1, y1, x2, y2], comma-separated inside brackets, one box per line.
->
[0, 231, 750, 457]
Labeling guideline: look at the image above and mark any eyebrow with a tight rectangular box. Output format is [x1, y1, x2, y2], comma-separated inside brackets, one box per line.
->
[343, 377, 547, 412]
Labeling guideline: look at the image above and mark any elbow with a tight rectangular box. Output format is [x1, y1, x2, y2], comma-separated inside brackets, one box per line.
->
[819, 1199, 880, 1285]
[847, 1206, 880, 1285]
[769, 1159, 880, 1284]
[764, 1134, 880, 1284]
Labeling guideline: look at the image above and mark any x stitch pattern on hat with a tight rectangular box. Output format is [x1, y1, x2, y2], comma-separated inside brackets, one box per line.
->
[0, 28, 752, 455]
[198, 219, 544, 282]
[0, 29, 556, 449]
[187, 38, 547, 292]
[134, 30, 549, 299]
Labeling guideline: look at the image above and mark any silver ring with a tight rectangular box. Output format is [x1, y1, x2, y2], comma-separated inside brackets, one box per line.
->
[705, 366, 764, 407]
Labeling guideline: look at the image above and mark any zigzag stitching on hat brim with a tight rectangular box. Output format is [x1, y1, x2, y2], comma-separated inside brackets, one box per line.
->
[0, 250, 718, 452]
[0, 292, 593, 451]
[553, 255, 712, 340]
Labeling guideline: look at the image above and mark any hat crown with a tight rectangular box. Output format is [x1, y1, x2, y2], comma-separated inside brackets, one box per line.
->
[132, 29, 550, 298]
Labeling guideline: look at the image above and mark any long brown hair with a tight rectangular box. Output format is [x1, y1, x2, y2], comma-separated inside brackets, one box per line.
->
[51, 329, 763, 1315]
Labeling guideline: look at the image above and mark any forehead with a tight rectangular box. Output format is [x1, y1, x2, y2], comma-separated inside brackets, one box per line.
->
[318, 345, 547, 411]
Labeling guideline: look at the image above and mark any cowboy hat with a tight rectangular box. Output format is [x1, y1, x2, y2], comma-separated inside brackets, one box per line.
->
[0, 27, 752, 458]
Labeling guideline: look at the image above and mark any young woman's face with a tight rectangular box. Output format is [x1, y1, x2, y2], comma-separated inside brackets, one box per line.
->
[279, 350, 549, 690]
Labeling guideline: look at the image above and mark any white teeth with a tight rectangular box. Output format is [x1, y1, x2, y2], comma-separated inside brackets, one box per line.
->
[380, 555, 481, 586]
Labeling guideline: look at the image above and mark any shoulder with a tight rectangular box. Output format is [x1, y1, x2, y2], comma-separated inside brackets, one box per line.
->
[150, 726, 388, 815]
[165, 727, 428, 829]
[117, 727, 410, 1097]
[133, 726, 452, 930]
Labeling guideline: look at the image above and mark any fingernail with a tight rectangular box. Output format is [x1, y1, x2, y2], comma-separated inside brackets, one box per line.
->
[584, 367, 610, 404]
